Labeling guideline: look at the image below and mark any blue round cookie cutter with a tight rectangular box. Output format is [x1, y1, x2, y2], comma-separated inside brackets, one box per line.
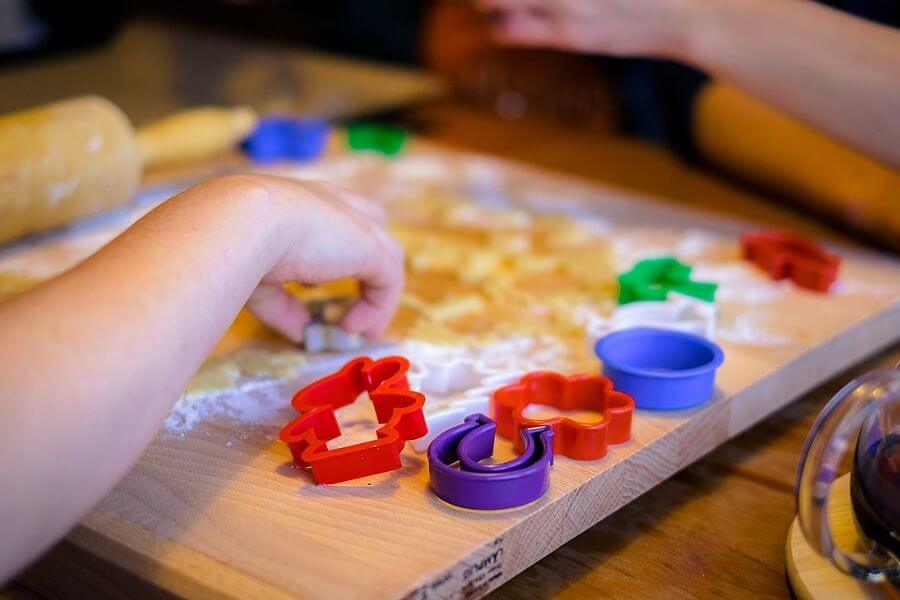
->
[594, 327, 724, 410]
[243, 116, 329, 163]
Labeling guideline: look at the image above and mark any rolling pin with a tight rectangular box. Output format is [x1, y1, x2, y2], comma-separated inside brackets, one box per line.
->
[0, 96, 257, 244]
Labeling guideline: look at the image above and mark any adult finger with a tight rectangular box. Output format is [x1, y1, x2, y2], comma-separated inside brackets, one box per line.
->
[492, 11, 558, 47]
[476, 0, 544, 12]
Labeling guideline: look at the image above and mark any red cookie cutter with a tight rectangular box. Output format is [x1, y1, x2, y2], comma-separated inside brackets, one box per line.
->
[279, 356, 427, 484]
[741, 230, 841, 292]
[492, 372, 634, 461]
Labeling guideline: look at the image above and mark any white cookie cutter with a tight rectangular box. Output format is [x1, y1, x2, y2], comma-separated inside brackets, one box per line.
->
[583, 293, 717, 354]
[302, 298, 364, 353]
[415, 357, 486, 396]
[406, 337, 562, 396]
[411, 370, 527, 452]
[401, 337, 570, 452]
[303, 323, 363, 353]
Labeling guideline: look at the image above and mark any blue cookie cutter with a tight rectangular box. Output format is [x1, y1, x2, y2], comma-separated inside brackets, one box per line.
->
[594, 327, 724, 411]
[428, 413, 554, 510]
[243, 116, 330, 163]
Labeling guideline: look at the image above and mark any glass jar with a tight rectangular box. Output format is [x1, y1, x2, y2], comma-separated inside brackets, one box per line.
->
[795, 368, 900, 581]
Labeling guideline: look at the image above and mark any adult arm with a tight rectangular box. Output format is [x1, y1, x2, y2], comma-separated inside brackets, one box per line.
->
[481, 0, 900, 169]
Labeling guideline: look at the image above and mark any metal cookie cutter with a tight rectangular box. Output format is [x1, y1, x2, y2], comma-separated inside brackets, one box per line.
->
[492, 372, 634, 461]
[617, 256, 718, 305]
[279, 356, 427, 484]
[583, 294, 717, 353]
[740, 230, 841, 292]
[428, 413, 554, 510]
[303, 298, 363, 353]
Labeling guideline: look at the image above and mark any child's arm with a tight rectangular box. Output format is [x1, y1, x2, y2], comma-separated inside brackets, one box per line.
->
[0, 174, 404, 582]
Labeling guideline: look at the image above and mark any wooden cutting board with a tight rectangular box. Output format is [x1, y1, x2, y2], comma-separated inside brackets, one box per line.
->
[10, 143, 900, 599]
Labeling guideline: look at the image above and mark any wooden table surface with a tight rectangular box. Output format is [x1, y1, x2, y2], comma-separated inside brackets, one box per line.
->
[3, 35, 898, 597]
[494, 349, 900, 599]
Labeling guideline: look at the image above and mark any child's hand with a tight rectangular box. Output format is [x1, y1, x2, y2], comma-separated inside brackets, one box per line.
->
[228, 175, 404, 343]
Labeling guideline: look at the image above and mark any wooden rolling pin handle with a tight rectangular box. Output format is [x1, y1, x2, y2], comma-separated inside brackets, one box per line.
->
[137, 106, 258, 171]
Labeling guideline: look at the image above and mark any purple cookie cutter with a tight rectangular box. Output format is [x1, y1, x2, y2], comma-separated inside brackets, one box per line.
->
[428, 413, 554, 510]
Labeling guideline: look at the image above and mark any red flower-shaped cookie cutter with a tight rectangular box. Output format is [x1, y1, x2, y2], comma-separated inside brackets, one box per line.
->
[492, 372, 634, 461]
[279, 356, 427, 484]
[741, 230, 841, 292]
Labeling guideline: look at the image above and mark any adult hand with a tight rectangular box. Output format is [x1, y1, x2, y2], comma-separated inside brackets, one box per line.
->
[477, 0, 707, 59]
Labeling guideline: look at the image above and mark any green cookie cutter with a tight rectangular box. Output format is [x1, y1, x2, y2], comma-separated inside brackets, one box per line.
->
[617, 257, 717, 305]
[347, 123, 406, 156]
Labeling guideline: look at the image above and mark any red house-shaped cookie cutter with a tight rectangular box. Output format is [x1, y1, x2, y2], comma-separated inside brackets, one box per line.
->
[279, 356, 427, 484]
[492, 372, 634, 461]
[741, 230, 841, 292]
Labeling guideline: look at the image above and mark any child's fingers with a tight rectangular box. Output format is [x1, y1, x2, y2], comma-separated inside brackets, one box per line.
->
[246, 283, 311, 344]
[340, 228, 405, 338]
[256, 175, 402, 338]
